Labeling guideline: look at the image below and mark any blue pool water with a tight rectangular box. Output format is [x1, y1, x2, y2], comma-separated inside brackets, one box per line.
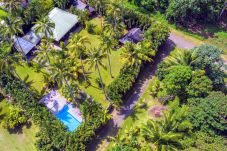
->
[55, 105, 81, 132]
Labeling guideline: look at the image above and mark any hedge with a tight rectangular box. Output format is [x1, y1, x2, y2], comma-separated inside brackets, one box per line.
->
[107, 65, 141, 106]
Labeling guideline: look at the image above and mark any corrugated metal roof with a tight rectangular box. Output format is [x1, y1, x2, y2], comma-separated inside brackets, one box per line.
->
[14, 37, 36, 55]
[119, 28, 144, 44]
[48, 7, 79, 41]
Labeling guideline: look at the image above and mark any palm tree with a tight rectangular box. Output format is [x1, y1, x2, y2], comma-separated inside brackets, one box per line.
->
[141, 99, 192, 151]
[85, 48, 108, 100]
[48, 57, 83, 105]
[94, 0, 107, 29]
[33, 15, 55, 40]
[99, 33, 116, 78]
[141, 119, 183, 151]
[68, 35, 91, 83]
[164, 48, 198, 67]
[0, 16, 28, 63]
[35, 38, 53, 65]
[0, 41, 17, 75]
[103, 20, 125, 38]
[53, 0, 68, 9]
[120, 42, 152, 67]
[3, 0, 21, 15]
[106, 0, 122, 27]
[219, 2, 227, 18]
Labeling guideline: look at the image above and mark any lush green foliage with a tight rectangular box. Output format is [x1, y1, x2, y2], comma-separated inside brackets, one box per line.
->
[157, 45, 224, 100]
[0, 74, 109, 150]
[192, 44, 224, 89]
[163, 65, 192, 98]
[129, 0, 225, 25]
[107, 64, 141, 105]
[187, 132, 227, 151]
[166, 0, 225, 24]
[1, 106, 28, 129]
[187, 92, 227, 135]
[186, 70, 212, 98]
[109, 99, 192, 150]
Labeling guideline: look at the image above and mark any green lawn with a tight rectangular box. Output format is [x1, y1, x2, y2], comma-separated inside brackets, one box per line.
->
[0, 100, 38, 151]
[106, 81, 161, 149]
[15, 64, 45, 93]
[78, 18, 124, 108]
[206, 31, 227, 53]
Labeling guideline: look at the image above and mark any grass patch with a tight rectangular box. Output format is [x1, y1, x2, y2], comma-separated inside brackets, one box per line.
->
[0, 100, 38, 151]
[15, 64, 45, 93]
[0, 9, 7, 19]
[78, 18, 124, 108]
[206, 31, 227, 53]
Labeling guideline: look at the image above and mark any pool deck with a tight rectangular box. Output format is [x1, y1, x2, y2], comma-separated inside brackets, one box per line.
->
[40, 90, 82, 122]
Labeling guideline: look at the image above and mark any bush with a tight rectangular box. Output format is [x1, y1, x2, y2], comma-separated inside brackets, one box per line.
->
[86, 22, 96, 34]
[1, 106, 28, 129]
[166, 0, 225, 24]
[187, 92, 227, 135]
[107, 65, 141, 106]
[162, 65, 192, 99]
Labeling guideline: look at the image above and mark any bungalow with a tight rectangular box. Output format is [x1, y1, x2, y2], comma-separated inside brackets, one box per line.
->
[14, 7, 79, 55]
[46, 7, 79, 42]
[73, 0, 95, 14]
[119, 28, 144, 44]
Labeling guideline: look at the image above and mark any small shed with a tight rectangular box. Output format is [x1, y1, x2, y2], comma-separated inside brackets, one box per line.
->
[74, 0, 95, 14]
[119, 28, 144, 44]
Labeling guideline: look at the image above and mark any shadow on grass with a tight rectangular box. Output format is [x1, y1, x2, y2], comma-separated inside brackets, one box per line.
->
[8, 120, 32, 134]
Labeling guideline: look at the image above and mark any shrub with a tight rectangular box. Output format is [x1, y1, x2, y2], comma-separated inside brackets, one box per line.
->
[107, 65, 141, 106]
[1, 106, 28, 129]
[187, 92, 227, 135]
[162, 65, 192, 99]
[86, 22, 96, 34]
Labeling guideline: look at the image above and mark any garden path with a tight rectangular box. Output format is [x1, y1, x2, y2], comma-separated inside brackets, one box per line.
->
[88, 31, 198, 151]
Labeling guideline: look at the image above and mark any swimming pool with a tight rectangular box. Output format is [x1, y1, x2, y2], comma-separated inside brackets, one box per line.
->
[55, 105, 81, 132]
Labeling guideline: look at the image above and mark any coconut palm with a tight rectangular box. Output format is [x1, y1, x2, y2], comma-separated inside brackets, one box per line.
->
[106, 0, 121, 27]
[220, 2, 227, 18]
[53, 0, 68, 9]
[99, 33, 117, 78]
[164, 48, 198, 67]
[141, 99, 192, 151]
[121, 42, 152, 67]
[0, 41, 17, 75]
[35, 38, 53, 65]
[141, 119, 183, 151]
[33, 15, 55, 40]
[103, 20, 125, 38]
[3, 0, 21, 15]
[0, 16, 28, 63]
[47, 57, 83, 105]
[68, 34, 91, 83]
[94, 0, 107, 29]
[85, 48, 108, 100]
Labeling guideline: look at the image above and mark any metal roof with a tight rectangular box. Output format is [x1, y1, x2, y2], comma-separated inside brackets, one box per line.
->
[14, 37, 36, 55]
[119, 28, 144, 44]
[48, 7, 79, 41]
